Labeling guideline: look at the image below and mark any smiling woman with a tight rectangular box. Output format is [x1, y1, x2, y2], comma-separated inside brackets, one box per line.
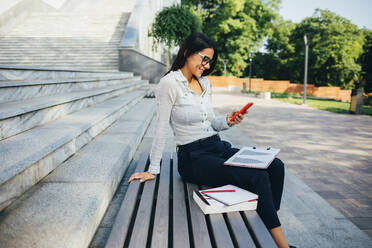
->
[128, 32, 295, 248]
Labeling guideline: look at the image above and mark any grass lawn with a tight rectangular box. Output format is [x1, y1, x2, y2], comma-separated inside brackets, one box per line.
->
[269, 92, 372, 116]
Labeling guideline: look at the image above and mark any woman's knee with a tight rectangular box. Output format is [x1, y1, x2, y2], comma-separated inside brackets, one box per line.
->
[252, 170, 271, 190]
[268, 158, 285, 176]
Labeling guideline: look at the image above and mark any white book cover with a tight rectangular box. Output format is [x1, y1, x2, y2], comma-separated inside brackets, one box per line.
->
[200, 184, 258, 206]
[224, 146, 280, 169]
[193, 191, 257, 215]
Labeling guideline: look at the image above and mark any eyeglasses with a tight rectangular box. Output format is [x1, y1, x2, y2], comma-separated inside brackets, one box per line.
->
[198, 52, 214, 66]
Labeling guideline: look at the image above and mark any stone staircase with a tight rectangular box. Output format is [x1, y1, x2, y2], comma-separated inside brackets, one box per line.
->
[0, 0, 136, 70]
[0, 67, 156, 247]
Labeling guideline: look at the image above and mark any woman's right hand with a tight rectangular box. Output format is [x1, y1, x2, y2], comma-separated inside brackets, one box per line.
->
[128, 171, 156, 183]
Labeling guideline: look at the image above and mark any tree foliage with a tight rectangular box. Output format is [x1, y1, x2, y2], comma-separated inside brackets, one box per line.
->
[263, 9, 365, 89]
[149, 4, 202, 51]
[359, 29, 372, 93]
[179, 2, 369, 90]
[183, 0, 280, 77]
[252, 16, 295, 80]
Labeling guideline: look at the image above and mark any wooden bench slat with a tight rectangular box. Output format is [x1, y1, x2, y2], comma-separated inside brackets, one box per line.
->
[186, 183, 213, 248]
[226, 212, 256, 248]
[151, 152, 171, 248]
[127, 158, 157, 248]
[172, 153, 191, 248]
[105, 153, 149, 248]
[208, 213, 235, 248]
[105, 152, 276, 248]
[199, 185, 235, 248]
[242, 211, 277, 248]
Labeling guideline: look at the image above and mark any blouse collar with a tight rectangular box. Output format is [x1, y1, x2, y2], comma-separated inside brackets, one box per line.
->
[175, 69, 206, 96]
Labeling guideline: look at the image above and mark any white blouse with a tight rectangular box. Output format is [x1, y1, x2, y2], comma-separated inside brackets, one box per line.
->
[148, 69, 232, 174]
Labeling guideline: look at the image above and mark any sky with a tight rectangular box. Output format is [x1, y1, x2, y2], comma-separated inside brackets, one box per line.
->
[279, 0, 372, 30]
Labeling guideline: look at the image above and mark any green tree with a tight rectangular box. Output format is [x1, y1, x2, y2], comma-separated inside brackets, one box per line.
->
[250, 52, 281, 79]
[254, 17, 296, 80]
[359, 29, 372, 93]
[289, 9, 364, 88]
[266, 17, 295, 58]
[183, 0, 280, 77]
[149, 4, 202, 69]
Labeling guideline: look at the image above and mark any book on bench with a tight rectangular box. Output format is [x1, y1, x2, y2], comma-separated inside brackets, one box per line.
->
[193, 185, 258, 215]
[223, 146, 280, 169]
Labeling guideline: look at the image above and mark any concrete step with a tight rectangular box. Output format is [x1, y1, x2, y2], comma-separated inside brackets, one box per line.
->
[0, 58, 118, 62]
[0, 64, 120, 71]
[0, 38, 121, 41]
[0, 79, 148, 140]
[0, 60, 119, 63]
[88, 112, 176, 247]
[0, 98, 155, 248]
[0, 75, 141, 102]
[0, 37, 123, 41]
[0, 62, 119, 66]
[0, 89, 152, 212]
[0, 63, 119, 67]
[0, 51, 119, 55]
[0, 39, 121, 42]
[0, 59, 119, 62]
[0, 43, 121, 47]
[10, 14, 127, 21]
[0, 66, 120, 72]
[0, 57, 118, 61]
[0, 45, 120, 48]
[10, 21, 127, 26]
[0, 56, 118, 60]
[3, 32, 124, 36]
[2, 29, 126, 37]
[0, 46, 119, 50]
[0, 49, 119, 52]
[0, 60, 118, 64]
[0, 51, 118, 55]
[0, 40, 121, 43]
[1, 65, 121, 72]
[0, 67, 130, 81]
[0, 41, 120, 43]
[5, 26, 127, 31]
[0, 50, 118, 53]
[0, 0, 132, 73]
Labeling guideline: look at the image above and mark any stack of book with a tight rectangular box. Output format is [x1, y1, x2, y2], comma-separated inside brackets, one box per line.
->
[193, 184, 258, 215]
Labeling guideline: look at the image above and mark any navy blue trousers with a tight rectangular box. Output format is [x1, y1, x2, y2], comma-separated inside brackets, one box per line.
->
[177, 134, 285, 230]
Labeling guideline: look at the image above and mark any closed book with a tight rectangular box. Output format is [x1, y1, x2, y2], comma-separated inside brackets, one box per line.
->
[224, 146, 280, 169]
[193, 185, 258, 215]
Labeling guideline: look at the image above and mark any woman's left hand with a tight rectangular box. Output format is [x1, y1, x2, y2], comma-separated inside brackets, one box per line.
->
[227, 110, 245, 126]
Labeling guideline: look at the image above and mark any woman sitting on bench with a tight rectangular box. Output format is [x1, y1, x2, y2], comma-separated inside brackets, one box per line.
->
[128, 32, 295, 248]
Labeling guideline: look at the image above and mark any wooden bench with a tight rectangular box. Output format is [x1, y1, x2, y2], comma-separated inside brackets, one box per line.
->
[105, 152, 277, 248]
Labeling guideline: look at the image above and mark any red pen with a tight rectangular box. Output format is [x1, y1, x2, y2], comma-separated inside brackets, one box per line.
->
[201, 190, 236, 193]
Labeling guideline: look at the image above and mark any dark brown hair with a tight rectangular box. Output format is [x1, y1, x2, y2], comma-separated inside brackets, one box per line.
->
[164, 32, 218, 78]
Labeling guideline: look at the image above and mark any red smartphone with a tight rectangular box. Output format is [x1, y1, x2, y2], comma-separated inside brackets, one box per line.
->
[230, 102, 254, 122]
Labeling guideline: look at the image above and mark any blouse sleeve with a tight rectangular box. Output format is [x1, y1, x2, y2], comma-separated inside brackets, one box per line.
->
[148, 77, 177, 174]
[204, 77, 233, 131]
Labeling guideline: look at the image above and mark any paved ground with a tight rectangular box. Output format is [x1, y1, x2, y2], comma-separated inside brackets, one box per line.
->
[211, 88, 372, 246]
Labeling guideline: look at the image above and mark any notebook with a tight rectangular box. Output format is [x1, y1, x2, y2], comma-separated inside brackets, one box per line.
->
[224, 146, 280, 169]
[193, 190, 258, 214]
[200, 184, 258, 206]
[193, 184, 258, 214]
